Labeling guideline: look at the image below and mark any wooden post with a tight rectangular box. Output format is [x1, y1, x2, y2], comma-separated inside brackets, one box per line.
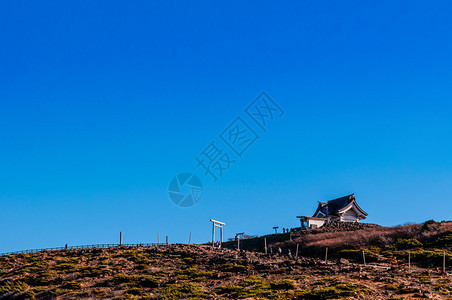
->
[120, 232, 123, 245]
[237, 237, 240, 250]
[264, 238, 267, 254]
[221, 226, 223, 246]
[443, 251, 446, 274]
[166, 236, 168, 245]
[188, 232, 192, 245]
[362, 250, 366, 266]
[325, 247, 328, 263]
[408, 251, 411, 271]
[296, 244, 299, 260]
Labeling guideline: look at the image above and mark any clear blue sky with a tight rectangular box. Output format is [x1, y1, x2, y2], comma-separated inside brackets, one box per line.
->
[1, 1, 451, 253]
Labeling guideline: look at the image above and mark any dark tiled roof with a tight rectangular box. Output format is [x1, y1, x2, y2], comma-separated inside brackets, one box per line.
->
[313, 194, 367, 217]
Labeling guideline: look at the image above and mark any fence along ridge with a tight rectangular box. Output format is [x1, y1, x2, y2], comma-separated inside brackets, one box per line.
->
[0, 243, 160, 256]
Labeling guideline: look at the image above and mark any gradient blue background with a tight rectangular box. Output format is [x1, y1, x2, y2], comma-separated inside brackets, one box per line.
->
[1, 1, 451, 253]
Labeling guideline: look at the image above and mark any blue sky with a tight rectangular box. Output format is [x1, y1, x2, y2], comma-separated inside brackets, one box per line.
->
[1, 1, 451, 253]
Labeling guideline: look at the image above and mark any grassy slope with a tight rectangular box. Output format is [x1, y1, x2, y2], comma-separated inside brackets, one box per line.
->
[276, 221, 452, 263]
[0, 221, 451, 299]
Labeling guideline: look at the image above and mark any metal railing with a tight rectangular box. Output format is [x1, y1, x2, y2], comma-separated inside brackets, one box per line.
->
[0, 243, 160, 256]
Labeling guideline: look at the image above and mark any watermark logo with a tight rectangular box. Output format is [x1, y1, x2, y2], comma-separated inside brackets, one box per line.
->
[195, 141, 236, 182]
[220, 117, 259, 157]
[245, 92, 284, 132]
[168, 91, 284, 207]
[168, 173, 203, 207]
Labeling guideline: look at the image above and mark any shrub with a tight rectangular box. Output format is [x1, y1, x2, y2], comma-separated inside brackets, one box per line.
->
[92, 288, 107, 297]
[183, 257, 193, 263]
[113, 294, 137, 300]
[24, 289, 36, 298]
[196, 270, 214, 277]
[381, 249, 395, 258]
[154, 270, 169, 278]
[50, 288, 71, 296]
[24, 271, 57, 286]
[241, 276, 265, 286]
[192, 276, 206, 282]
[61, 257, 79, 264]
[270, 279, 296, 290]
[314, 277, 335, 285]
[0, 281, 29, 293]
[31, 286, 47, 293]
[22, 265, 46, 273]
[162, 283, 206, 298]
[139, 276, 160, 288]
[80, 266, 103, 277]
[111, 274, 140, 284]
[126, 287, 142, 295]
[394, 238, 423, 250]
[302, 286, 354, 299]
[435, 230, 452, 247]
[120, 250, 139, 258]
[53, 263, 77, 273]
[384, 284, 399, 291]
[415, 275, 431, 284]
[214, 285, 243, 295]
[301, 284, 371, 299]
[177, 266, 198, 276]
[409, 249, 452, 267]
[221, 263, 246, 272]
[60, 281, 82, 290]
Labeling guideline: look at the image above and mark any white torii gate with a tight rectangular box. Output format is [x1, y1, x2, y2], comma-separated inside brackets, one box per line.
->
[210, 219, 226, 247]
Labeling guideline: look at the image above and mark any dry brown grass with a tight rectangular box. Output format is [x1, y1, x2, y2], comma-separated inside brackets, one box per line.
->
[282, 222, 452, 256]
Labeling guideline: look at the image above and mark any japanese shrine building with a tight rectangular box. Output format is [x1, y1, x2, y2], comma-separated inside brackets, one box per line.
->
[297, 194, 368, 229]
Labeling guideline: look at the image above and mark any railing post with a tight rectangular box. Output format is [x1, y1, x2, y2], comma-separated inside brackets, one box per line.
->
[408, 251, 411, 271]
[325, 247, 328, 263]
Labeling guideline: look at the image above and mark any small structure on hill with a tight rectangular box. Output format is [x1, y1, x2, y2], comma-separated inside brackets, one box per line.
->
[297, 194, 368, 229]
[210, 219, 226, 247]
